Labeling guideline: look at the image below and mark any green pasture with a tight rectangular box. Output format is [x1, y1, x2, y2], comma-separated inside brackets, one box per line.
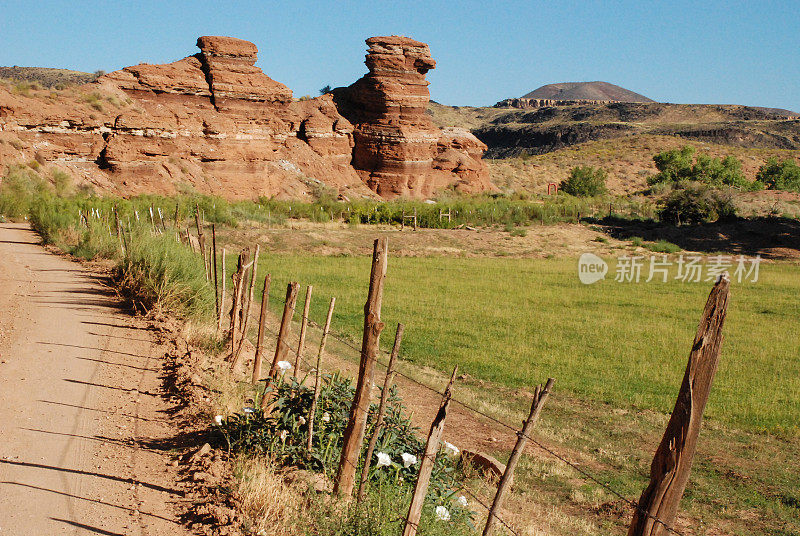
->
[241, 252, 800, 437]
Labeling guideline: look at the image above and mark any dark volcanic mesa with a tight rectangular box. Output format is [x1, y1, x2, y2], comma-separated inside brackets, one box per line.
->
[0, 36, 493, 199]
[523, 81, 654, 103]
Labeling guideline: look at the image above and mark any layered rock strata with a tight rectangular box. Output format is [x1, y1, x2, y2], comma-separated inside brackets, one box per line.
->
[0, 35, 492, 199]
[334, 36, 493, 197]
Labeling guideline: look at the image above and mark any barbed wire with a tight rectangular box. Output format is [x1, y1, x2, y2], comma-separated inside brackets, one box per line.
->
[221, 258, 687, 536]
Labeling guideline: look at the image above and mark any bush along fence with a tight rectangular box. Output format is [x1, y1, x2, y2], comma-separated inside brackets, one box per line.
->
[195, 216, 730, 535]
[32, 200, 730, 535]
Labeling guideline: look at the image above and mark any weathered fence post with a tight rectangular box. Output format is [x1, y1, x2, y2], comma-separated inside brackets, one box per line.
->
[358, 323, 404, 502]
[239, 244, 259, 334]
[251, 274, 271, 383]
[403, 366, 458, 536]
[232, 246, 260, 370]
[212, 224, 219, 321]
[628, 275, 730, 536]
[294, 285, 313, 373]
[195, 203, 207, 276]
[334, 237, 389, 498]
[307, 297, 336, 450]
[268, 282, 300, 377]
[483, 378, 555, 536]
[227, 248, 250, 360]
[217, 247, 227, 333]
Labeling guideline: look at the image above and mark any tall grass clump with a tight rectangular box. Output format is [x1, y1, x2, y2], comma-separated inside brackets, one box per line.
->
[116, 229, 214, 318]
[0, 165, 46, 218]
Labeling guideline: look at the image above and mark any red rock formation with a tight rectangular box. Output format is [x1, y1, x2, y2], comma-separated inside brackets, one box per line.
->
[335, 36, 493, 197]
[0, 35, 493, 200]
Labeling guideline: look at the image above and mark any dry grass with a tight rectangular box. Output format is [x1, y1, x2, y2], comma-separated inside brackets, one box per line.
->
[233, 455, 304, 536]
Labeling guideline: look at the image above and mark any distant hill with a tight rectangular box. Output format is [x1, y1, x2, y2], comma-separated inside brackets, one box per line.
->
[523, 81, 654, 103]
[0, 66, 96, 88]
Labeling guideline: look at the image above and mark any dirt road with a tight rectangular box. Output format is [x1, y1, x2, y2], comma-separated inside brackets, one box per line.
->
[0, 224, 187, 535]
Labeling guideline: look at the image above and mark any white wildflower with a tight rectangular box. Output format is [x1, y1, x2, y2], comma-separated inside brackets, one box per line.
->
[376, 451, 392, 468]
[280, 430, 289, 441]
[401, 452, 417, 468]
[298, 416, 306, 426]
[457, 495, 468, 507]
[277, 360, 292, 371]
[214, 415, 224, 426]
[435, 506, 451, 521]
[443, 441, 459, 456]
[243, 407, 255, 414]
[322, 412, 330, 423]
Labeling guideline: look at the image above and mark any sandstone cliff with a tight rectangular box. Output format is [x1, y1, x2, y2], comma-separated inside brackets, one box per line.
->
[333, 36, 493, 197]
[0, 35, 493, 200]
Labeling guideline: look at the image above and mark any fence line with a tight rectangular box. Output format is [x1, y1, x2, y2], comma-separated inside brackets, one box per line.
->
[230, 267, 688, 536]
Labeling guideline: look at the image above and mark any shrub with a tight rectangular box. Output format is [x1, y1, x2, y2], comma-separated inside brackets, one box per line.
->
[658, 183, 737, 225]
[216, 373, 472, 531]
[649, 146, 754, 190]
[650, 146, 696, 183]
[559, 165, 608, 197]
[646, 240, 682, 253]
[756, 157, 800, 192]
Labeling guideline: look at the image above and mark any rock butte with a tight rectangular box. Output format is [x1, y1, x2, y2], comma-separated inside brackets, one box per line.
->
[0, 36, 493, 199]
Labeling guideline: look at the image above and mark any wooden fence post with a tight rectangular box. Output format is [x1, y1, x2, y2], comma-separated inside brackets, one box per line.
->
[334, 237, 389, 497]
[294, 285, 313, 373]
[217, 247, 227, 333]
[307, 297, 336, 450]
[212, 224, 219, 321]
[268, 282, 300, 377]
[239, 244, 260, 333]
[232, 245, 260, 370]
[252, 274, 271, 383]
[483, 378, 555, 536]
[358, 323, 404, 502]
[227, 248, 250, 360]
[403, 366, 458, 536]
[195, 203, 207, 276]
[628, 275, 730, 536]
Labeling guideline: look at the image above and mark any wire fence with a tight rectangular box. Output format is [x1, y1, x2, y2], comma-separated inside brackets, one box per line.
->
[222, 266, 687, 536]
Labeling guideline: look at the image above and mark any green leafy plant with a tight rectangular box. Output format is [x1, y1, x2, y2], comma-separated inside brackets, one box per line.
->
[215, 372, 470, 524]
[658, 183, 737, 225]
[756, 157, 800, 192]
[648, 146, 755, 190]
[559, 165, 608, 197]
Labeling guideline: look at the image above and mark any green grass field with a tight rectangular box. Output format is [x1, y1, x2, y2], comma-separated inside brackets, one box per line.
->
[241, 252, 799, 437]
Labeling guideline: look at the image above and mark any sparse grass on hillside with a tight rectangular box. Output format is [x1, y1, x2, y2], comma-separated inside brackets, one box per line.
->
[487, 134, 800, 196]
[0, 66, 96, 88]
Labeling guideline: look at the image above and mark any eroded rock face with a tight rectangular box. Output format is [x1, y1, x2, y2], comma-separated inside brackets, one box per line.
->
[0, 35, 493, 199]
[335, 36, 493, 197]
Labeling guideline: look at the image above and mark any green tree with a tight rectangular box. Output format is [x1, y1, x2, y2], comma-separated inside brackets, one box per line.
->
[756, 157, 800, 192]
[649, 146, 696, 184]
[559, 165, 608, 197]
[649, 146, 754, 190]
[319, 84, 332, 95]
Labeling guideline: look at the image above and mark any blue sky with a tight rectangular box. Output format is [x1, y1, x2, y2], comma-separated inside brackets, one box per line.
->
[1, 0, 798, 111]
